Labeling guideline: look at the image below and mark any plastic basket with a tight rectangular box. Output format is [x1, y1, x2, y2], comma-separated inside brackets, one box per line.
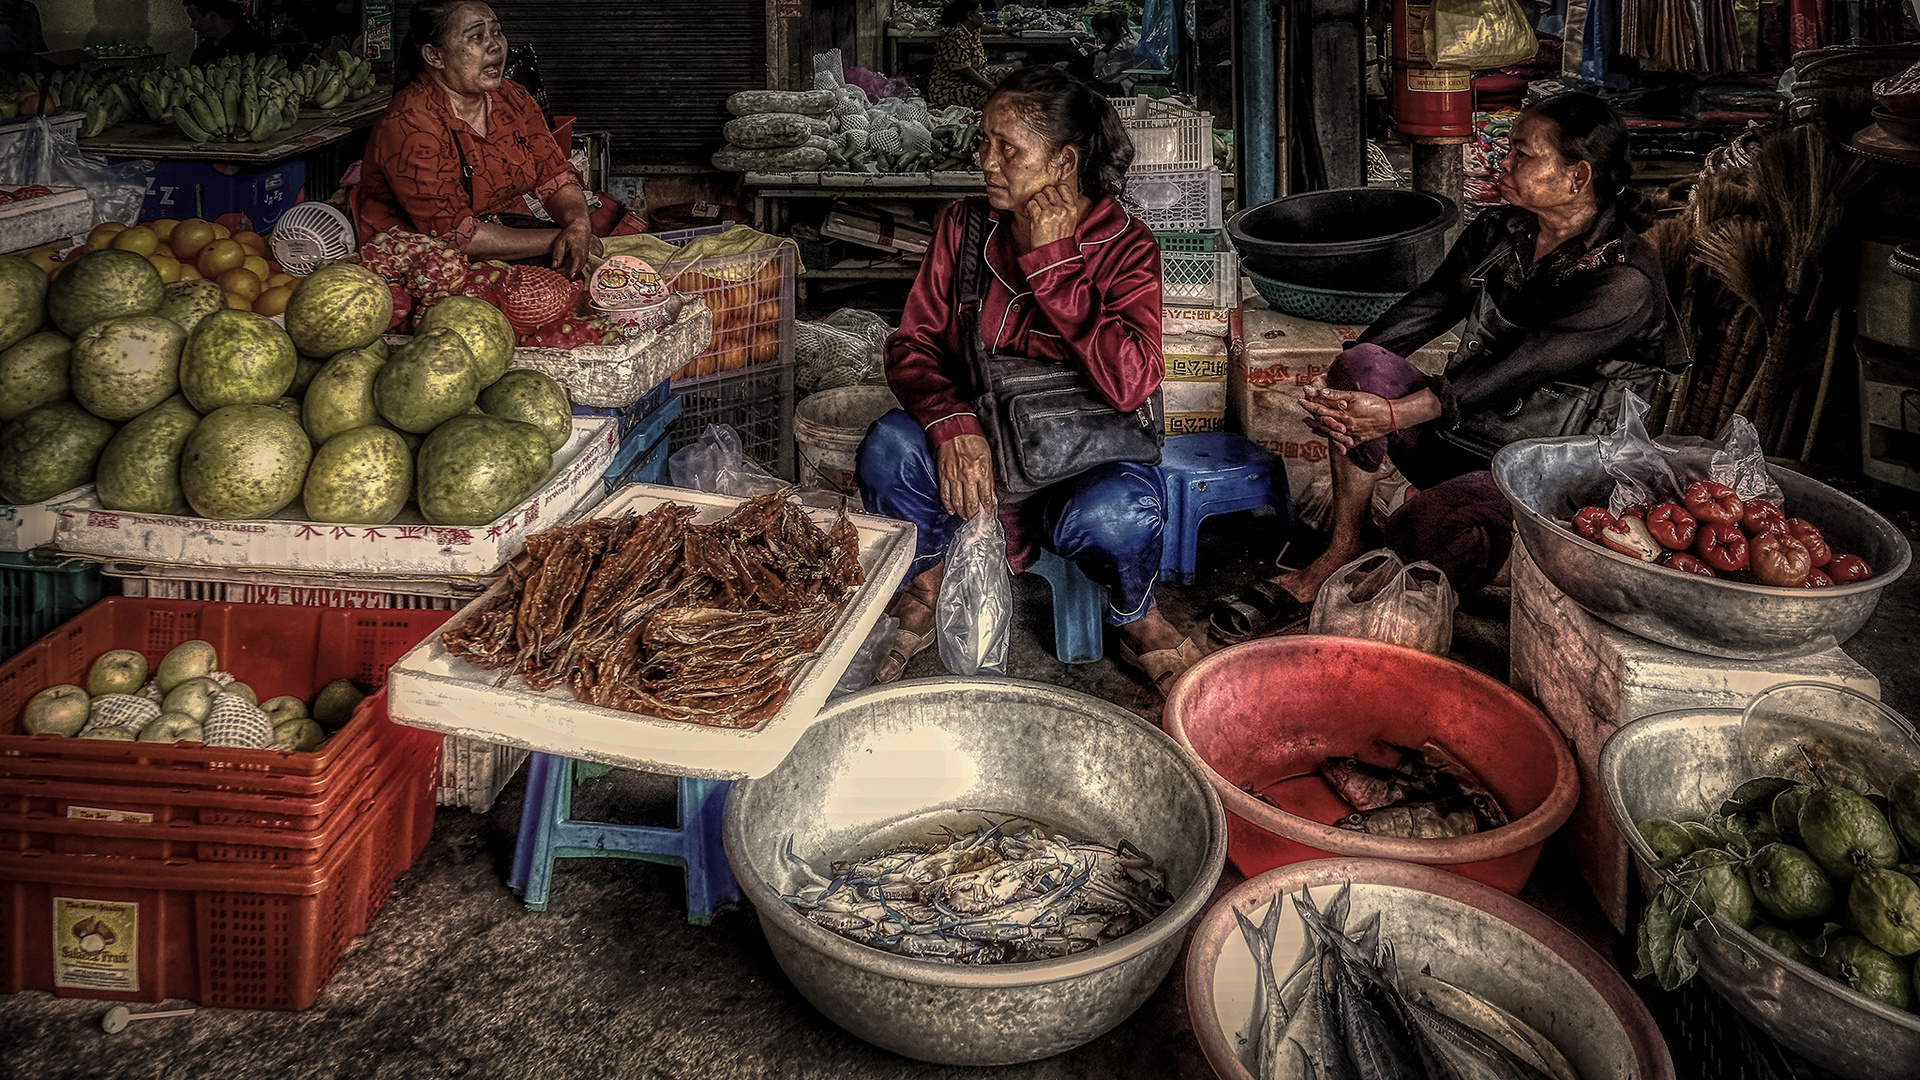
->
[1155, 229, 1229, 254]
[0, 703, 431, 1011]
[1122, 106, 1213, 173]
[601, 396, 683, 494]
[669, 362, 798, 482]
[1244, 267, 1405, 324]
[571, 379, 672, 442]
[1640, 978, 1833, 1080]
[1122, 167, 1223, 231]
[1, 552, 105, 667]
[1160, 249, 1239, 309]
[0, 599, 451, 786]
[269, 201, 355, 276]
[660, 245, 795, 382]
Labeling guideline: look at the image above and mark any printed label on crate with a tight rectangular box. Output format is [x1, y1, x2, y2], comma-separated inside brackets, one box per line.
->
[1163, 378, 1226, 436]
[1166, 412, 1227, 435]
[1165, 332, 1229, 382]
[1162, 305, 1232, 337]
[53, 897, 138, 992]
[66, 805, 156, 825]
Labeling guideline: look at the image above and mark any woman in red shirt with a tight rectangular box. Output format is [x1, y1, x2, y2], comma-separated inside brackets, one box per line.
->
[856, 67, 1200, 695]
[350, 1, 600, 277]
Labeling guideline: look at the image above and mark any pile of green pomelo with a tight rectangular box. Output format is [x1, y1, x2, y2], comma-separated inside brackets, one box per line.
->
[0, 247, 575, 526]
[20, 637, 366, 752]
[1638, 768, 1920, 1012]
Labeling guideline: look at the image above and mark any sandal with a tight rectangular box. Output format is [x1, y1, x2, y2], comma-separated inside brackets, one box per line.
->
[873, 626, 937, 685]
[1203, 580, 1312, 646]
[1118, 637, 1205, 696]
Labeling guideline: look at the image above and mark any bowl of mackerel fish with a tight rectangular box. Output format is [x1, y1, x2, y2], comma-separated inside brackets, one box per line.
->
[1186, 857, 1675, 1080]
[723, 677, 1228, 1066]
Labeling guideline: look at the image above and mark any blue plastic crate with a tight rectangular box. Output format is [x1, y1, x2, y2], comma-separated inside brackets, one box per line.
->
[1, 552, 107, 666]
[572, 380, 671, 442]
[601, 396, 682, 493]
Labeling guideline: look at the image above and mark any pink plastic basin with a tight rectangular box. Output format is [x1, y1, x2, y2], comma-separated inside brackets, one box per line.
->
[1162, 635, 1578, 894]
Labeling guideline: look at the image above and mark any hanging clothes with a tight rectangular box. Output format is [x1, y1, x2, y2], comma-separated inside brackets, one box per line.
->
[1788, 0, 1824, 53]
[1582, 0, 1631, 85]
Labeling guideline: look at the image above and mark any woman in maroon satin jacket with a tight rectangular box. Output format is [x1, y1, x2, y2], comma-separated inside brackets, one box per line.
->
[855, 66, 1201, 695]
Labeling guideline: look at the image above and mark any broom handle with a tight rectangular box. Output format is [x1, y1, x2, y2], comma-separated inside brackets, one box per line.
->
[1798, 306, 1844, 463]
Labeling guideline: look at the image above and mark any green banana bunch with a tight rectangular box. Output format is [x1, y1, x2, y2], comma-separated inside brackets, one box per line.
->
[336, 50, 377, 100]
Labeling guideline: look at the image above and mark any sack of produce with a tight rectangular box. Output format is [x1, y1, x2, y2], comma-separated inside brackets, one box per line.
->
[722, 112, 831, 149]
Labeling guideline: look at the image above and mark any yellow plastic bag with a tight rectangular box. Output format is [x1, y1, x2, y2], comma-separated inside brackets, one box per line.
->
[1426, 0, 1539, 69]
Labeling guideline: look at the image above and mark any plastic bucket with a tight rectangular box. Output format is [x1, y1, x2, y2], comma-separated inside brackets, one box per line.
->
[793, 385, 900, 505]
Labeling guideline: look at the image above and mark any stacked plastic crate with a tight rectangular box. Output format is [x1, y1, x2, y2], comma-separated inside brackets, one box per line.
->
[662, 244, 799, 481]
[0, 600, 449, 1010]
[1119, 98, 1237, 435]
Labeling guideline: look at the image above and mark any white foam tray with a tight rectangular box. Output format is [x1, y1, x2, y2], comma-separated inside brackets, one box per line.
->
[48, 418, 617, 576]
[385, 484, 916, 779]
[0, 483, 83, 552]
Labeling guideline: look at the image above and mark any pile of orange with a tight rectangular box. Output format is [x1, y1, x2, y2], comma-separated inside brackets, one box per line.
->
[41, 219, 300, 318]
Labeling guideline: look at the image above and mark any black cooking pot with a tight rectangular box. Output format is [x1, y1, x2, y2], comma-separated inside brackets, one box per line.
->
[1226, 188, 1457, 293]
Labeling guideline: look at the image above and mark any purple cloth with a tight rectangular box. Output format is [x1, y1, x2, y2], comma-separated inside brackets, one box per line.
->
[1325, 343, 1434, 474]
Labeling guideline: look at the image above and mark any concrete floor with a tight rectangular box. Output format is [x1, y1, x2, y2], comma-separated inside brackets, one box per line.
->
[2, 477, 1916, 1080]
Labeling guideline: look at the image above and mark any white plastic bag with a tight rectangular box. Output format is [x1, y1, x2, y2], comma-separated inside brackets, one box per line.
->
[935, 511, 1012, 677]
[666, 424, 787, 497]
[1309, 549, 1457, 655]
[19, 117, 147, 228]
[829, 613, 897, 701]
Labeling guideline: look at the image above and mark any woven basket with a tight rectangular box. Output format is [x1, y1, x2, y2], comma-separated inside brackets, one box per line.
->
[1244, 268, 1404, 324]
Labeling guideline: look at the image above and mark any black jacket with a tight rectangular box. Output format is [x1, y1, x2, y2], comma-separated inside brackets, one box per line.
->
[1358, 203, 1668, 432]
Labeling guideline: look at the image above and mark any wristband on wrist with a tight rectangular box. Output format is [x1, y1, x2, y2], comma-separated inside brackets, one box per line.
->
[1386, 397, 1398, 435]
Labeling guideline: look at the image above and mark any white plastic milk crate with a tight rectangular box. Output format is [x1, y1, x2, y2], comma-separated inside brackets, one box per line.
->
[1122, 97, 1213, 174]
[1123, 167, 1223, 233]
[385, 484, 916, 781]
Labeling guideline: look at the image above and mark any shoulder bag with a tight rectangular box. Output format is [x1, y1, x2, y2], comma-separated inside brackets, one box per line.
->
[953, 198, 1163, 495]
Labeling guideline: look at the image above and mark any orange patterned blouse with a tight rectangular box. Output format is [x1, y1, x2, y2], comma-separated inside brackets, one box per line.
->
[351, 77, 580, 250]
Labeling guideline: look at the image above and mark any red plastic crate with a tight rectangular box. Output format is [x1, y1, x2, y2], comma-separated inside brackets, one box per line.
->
[0, 721, 431, 1012]
[0, 699, 438, 865]
[0, 599, 451, 792]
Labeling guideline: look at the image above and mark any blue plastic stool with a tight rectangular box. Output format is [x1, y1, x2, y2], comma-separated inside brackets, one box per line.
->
[1156, 433, 1290, 584]
[1025, 548, 1107, 663]
[508, 752, 741, 924]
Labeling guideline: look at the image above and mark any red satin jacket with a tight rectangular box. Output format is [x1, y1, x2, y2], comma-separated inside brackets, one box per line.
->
[885, 195, 1165, 450]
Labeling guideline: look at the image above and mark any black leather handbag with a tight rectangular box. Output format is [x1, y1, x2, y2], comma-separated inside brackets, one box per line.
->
[954, 199, 1162, 495]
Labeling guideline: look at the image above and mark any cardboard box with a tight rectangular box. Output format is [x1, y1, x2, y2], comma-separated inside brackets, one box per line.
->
[1231, 307, 1458, 501]
[1164, 331, 1228, 436]
[134, 159, 306, 232]
[0, 186, 89, 251]
[820, 201, 933, 256]
[49, 419, 617, 576]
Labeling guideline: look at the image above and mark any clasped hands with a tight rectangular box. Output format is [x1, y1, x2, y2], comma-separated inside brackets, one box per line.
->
[1299, 376, 1396, 452]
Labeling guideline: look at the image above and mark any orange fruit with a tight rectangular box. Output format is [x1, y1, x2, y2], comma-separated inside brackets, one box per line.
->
[86, 221, 128, 249]
[146, 253, 183, 283]
[241, 254, 272, 282]
[253, 284, 295, 317]
[25, 249, 58, 275]
[217, 266, 263, 301]
[265, 272, 295, 289]
[111, 225, 160, 256]
[177, 263, 202, 281]
[169, 219, 215, 261]
[150, 218, 180, 242]
[232, 231, 267, 256]
[16, 92, 40, 116]
[197, 238, 246, 278]
[210, 222, 232, 240]
[224, 291, 251, 310]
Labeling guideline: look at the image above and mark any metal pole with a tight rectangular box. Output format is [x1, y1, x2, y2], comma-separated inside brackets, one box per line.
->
[1242, 0, 1277, 205]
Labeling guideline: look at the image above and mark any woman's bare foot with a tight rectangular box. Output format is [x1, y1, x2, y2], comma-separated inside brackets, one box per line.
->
[1274, 540, 1365, 606]
[1116, 607, 1184, 656]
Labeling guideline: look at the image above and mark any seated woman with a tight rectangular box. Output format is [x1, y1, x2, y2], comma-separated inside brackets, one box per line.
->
[928, 0, 1011, 112]
[350, 1, 606, 279]
[1209, 92, 1668, 642]
[184, 0, 270, 67]
[857, 67, 1199, 695]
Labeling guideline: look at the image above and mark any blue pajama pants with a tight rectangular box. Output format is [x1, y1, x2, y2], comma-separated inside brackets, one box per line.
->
[855, 410, 1165, 626]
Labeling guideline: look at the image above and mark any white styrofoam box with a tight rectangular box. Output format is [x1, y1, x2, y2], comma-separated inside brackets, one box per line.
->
[103, 561, 492, 608]
[438, 738, 529, 812]
[1231, 307, 1458, 504]
[0, 484, 83, 553]
[50, 418, 617, 575]
[386, 484, 917, 780]
[1508, 547, 1881, 933]
[0, 186, 90, 251]
[1164, 331, 1228, 436]
[1162, 304, 1231, 338]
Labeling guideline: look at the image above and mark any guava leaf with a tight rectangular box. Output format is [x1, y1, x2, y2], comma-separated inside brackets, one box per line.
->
[1722, 776, 1798, 818]
[1635, 884, 1702, 990]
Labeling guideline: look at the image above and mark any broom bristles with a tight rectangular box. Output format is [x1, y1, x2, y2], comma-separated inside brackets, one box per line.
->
[1693, 216, 1773, 316]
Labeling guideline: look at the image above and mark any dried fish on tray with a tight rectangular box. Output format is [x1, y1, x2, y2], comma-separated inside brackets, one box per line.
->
[384, 484, 917, 780]
[443, 489, 865, 730]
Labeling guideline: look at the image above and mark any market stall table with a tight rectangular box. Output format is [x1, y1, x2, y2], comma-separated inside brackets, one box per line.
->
[77, 88, 393, 167]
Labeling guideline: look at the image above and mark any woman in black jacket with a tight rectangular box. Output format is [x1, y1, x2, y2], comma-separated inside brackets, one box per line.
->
[1210, 92, 1667, 641]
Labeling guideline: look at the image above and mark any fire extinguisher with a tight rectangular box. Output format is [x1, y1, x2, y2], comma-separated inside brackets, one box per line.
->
[1390, 0, 1473, 140]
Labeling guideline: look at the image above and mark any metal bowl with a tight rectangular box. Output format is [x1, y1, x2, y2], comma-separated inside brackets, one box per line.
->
[722, 678, 1228, 1066]
[1600, 705, 1920, 1079]
[1185, 857, 1675, 1080]
[1493, 436, 1913, 660]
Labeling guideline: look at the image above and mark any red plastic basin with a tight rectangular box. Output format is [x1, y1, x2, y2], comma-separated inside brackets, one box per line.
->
[1162, 635, 1578, 894]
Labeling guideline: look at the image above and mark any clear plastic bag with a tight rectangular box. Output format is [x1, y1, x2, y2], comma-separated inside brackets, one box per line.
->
[1308, 549, 1457, 655]
[666, 424, 788, 498]
[829, 612, 898, 701]
[20, 118, 147, 228]
[935, 510, 1012, 677]
[794, 307, 892, 392]
[1598, 389, 1783, 516]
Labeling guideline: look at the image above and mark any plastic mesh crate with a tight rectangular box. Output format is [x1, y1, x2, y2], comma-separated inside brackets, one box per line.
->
[1641, 978, 1836, 1080]
[1159, 248, 1239, 309]
[1, 552, 106, 666]
[1122, 168, 1223, 232]
[1122, 99, 1213, 174]
[660, 245, 795, 382]
[1155, 229, 1229, 254]
[670, 361, 798, 482]
[601, 396, 683, 494]
[572, 379, 672, 441]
